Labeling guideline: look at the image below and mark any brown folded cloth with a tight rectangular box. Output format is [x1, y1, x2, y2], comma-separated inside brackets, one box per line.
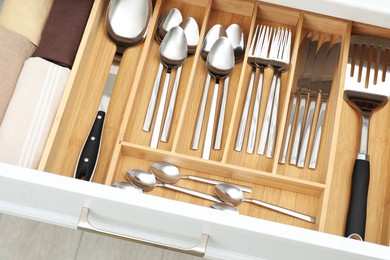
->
[0, 27, 36, 125]
[33, 0, 94, 68]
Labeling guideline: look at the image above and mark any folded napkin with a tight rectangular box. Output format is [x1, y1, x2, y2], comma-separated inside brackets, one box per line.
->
[0, 0, 53, 46]
[0, 27, 36, 124]
[33, 0, 94, 68]
[0, 57, 70, 169]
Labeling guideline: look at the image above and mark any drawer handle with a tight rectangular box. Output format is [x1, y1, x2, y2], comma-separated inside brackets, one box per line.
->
[77, 207, 209, 257]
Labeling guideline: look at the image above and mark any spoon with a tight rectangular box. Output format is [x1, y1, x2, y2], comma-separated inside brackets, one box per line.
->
[150, 26, 187, 148]
[215, 183, 316, 223]
[143, 8, 183, 132]
[191, 24, 227, 150]
[150, 161, 253, 193]
[211, 202, 239, 214]
[75, 0, 152, 181]
[126, 169, 222, 202]
[160, 17, 199, 142]
[112, 181, 143, 193]
[202, 37, 235, 159]
[214, 24, 246, 150]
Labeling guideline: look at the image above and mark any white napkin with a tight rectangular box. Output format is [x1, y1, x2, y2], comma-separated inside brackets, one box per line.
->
[0, 57, 70, 169]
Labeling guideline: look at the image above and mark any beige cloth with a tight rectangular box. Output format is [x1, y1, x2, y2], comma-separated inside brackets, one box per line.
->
[0, 0, 53, 45]
[0, 57, 70, 169]
[0, 27, 36, 124]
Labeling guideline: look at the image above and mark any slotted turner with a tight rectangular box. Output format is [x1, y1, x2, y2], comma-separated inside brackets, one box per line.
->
[344, 35, 390, 241]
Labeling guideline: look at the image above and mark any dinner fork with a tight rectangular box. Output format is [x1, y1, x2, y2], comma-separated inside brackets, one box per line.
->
[257, 27, 291, 158]
[344, 35, 390, 241]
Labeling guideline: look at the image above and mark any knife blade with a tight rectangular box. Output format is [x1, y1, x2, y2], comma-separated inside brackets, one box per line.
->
[289, 34, 319, 165]
[297, 36, 331, 167]
[279, 32, 313, 164]
[309, 40, 341, 169]
[74, 57, 120, 181]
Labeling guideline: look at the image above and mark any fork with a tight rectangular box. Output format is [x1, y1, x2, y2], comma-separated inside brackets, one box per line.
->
[344, 35, 390, 241]
[257, 27, 292, 158]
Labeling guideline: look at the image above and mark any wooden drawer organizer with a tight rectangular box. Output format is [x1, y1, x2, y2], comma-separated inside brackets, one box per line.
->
[38, 0, 390, 246]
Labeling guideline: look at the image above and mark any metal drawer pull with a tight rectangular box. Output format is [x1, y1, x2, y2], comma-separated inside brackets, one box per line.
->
[77, 207, 209, 257]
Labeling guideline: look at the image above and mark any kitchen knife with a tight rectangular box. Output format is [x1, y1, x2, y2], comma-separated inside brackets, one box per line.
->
[74, 57, 119, 181]
[289, 34, 319, 165]
[296, 36, 330, 167]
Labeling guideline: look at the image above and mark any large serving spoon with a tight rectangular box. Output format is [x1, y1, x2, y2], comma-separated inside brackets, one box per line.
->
[150, 26, 187, 148]
[191, 24, 227, 150]
[150, 161, 253, 193]
[160, 17, 199, 142]
[214, 24, 245, 150]
[143, 8, 183, 132]
[75, 0, 152, 181]
[126, 169, 221, 202]
[215, 183, 316, 223]
[202, 37, 235, 159]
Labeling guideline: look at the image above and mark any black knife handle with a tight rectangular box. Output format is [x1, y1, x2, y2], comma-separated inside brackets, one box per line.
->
[75, 111, 105, 181]
[345, 159, 370, 241]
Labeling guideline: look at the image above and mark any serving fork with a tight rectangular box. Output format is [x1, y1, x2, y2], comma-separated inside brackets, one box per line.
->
[344, 35, 390, 241]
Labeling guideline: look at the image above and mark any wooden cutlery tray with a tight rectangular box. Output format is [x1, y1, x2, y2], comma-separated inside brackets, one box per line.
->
[38, 0, 390, 246]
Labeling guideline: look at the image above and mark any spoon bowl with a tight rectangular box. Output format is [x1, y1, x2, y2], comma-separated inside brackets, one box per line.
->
[200, 24, 227, 60]
[211, 202, 239, 214]
[180, 17, 200, 55]
[155, 8, 183, 43]
[215, 183, 316, 223]
[112, 181, 143, 193]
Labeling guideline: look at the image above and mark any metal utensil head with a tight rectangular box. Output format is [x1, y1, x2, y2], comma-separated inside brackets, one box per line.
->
[206, 37, 235, 79]
[155, 8, 183, 43]
[105, 0, 152, 47]
[180, 17, 199, 55]
[344, 35, 390, 115]
[200, 24, 227, 60]
[266, 27, 292, 70]
[226, 23, 246, 63]
[159, 26, 188, 68]
[126, 169, 156, 191]
[150, 162, 180, 183]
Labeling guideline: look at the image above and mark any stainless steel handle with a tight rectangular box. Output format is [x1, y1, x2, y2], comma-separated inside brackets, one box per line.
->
[297, 98, 316, 167]
[279, 94, 298, 164]
[186, 175, 253, 193]
[244, 199, 316, 223]
[258, 73, 277, 155]
[161, 66, 183, 142]
[235, 68, 256, 152]
[144, 63, 164, 132]
[247, 68, 264, 154]
[192, 74, 211, 150]
[214, 77, 229, 150]
[150, 71, 171, 148]
[309, 99, 327, 169]
[161, 183, 221, 202]
[202, 81, 220, 160]
[266, 73, 281, 158]
[290, 94, 307, 165]
[78, 207, 209, 257]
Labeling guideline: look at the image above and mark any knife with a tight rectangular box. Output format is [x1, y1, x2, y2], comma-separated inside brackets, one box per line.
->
[296, 36, 330, 168]
[309, 41, 341, 169]
[289, 34, 319, 165]
[74, 57, 120, 181]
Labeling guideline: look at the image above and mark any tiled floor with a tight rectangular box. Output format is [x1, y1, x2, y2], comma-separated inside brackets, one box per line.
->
[0, 214, 204, 260]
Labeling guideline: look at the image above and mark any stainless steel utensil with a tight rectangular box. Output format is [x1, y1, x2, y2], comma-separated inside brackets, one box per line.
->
[112, 181, 143, 193]
[192, 24, 227, 150]
[143, 8, 183, 132]
[258, 27, 292, 158]
[202, 37, 235, 159]
[215, 183, 316, 223]
[150, 26, 187, 148]
[211, 202, 239, 214]
[150, 161, 253, 193]
[344, 35, 390, 241]
[160, 17, 199, 142]
[74, 0, 152, 181]
[126, 169, 222, 202]
[214, 24, 245, 150]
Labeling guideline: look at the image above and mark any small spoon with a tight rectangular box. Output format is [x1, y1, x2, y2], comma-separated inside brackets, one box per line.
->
[143, 8, 183, 132]
[126, 169, 222, 202]
[150, 26, 187, 148]
[215, 183, 316, 223]
[211, 202, 239, 214]
[214, 24, 246, 150]
[160, 17, 199, 142]
[150, 161, 253, 193]
[112, 181, 143, 193]
[192, 24, 227, 150]
[202, 37, 235, 159]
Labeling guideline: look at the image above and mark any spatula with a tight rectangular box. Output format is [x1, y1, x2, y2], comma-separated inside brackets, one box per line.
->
[343, 34, 390, 241]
